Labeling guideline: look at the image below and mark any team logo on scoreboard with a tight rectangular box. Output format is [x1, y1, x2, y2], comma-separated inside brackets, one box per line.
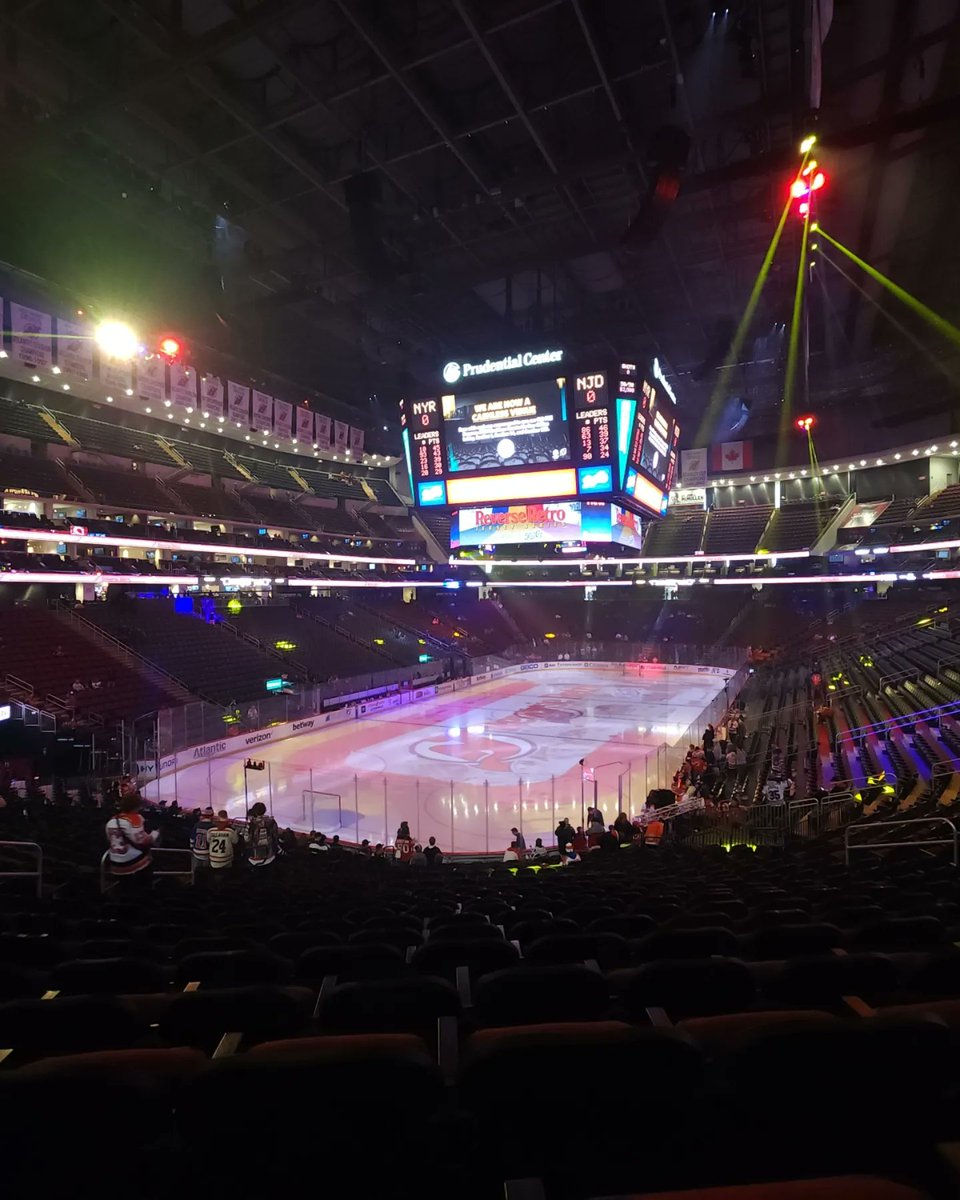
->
[442, 361, 462, 384]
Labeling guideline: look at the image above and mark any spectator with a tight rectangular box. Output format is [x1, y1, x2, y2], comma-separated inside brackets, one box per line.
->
[423, 836, 443, 868]
[555, 817, 575, 849]
[645, 816, 665, 846]
[246, 801, 279, 868]
[510, 826, 526, 853]
[572, 825, 588, 855]
[308, 832, 329, 853]
[373, 843, 386, 859]
[531, 837, 548, 858]
[613, 811, 633, 843]
[599, 825, 620, 854]
[394, 822, 415, 863]
[359, 839, 372, 856]
[502, 842, 522, 863]
[703, 723, 715, 753]
[105, 794, 159, 885]
[208, 812, 239, 875]
[410, 844, 427, 869]
[191, 806, 216, 874]
[560, 842, 580, 866]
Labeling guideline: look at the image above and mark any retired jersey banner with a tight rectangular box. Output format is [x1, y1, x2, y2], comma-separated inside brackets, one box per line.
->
[102, 355, 133, 396]
[10, 303, 52, 370]
[315, 413, 332, 450]
[349, 426, 364, 456]
[296, 405, 315, 443]
[334, 420, 348, 452]
[137, 354, 167, 405]
[228, 381, 250, 426]
[171, 364, 198, 411]
[56, 317, 94, 381]
[200, 374, 224, 419]
[273, 398, 293, 439]
[680, 448, 708, 488]
[252, 390, 273, 433]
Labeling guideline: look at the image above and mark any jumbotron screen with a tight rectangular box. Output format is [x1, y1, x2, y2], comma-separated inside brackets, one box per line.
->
[401, 356, 677, 520]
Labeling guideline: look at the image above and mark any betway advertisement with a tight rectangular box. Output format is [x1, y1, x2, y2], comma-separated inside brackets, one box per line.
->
[451, 501, 642, 548]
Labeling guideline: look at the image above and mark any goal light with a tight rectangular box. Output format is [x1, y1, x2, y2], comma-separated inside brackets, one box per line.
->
[95, 319, 139, 361]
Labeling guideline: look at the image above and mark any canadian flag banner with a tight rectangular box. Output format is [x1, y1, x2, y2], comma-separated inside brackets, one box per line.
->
[296, 405, 315, 443]
[710, 440, 753, 472]
[273, 398, 293, 439]
[200, 375, 224, 419]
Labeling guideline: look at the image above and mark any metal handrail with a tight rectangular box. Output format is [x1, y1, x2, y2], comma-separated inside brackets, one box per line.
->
[844, 816, 958, 867]
[0, 840, 43, 898]
[99, 846, 195, 893]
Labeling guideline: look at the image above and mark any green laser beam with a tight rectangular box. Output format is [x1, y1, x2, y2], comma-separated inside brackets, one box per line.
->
[778, 206, 810, 459]
[694, 191, 795, 445]
[820, 248, 960, 384]
[818, 228, 960, 352]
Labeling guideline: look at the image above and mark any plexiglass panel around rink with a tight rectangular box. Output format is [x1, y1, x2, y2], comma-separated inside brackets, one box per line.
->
[152, 663, 743, 854]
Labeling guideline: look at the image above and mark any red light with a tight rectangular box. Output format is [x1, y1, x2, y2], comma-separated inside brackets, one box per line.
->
[790, 179, 809, 199]
[796, 415, 815, 432]
[158, 336, 182, 360]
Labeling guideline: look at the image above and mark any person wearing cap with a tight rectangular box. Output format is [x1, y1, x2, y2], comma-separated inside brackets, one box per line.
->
[191, 806, 217, 877]
[560, 842, 580, 866]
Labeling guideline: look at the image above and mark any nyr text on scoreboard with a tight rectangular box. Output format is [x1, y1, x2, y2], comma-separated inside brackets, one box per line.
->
[399, 350, 680, 521]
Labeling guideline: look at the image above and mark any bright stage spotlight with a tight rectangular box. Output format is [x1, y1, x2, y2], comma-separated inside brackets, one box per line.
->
[95, 320, 139, 361]
[796, 415, 815, 432]
[800, 134, 817, 154]
[158, 336, 182, 361]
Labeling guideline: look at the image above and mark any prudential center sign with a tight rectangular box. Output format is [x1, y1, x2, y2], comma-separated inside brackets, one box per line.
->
[441, 348, 563, 385]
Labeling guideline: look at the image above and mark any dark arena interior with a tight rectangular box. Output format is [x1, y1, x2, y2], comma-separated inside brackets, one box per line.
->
[7, 1, 960, 1197]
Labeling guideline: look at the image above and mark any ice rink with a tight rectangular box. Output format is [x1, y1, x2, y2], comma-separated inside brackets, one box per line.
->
[157, 665, 732, 854]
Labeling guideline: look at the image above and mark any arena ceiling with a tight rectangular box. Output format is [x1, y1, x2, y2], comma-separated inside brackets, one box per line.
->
[1, 0, 959, 454]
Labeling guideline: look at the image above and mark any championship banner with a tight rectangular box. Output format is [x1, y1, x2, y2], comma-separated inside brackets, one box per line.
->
[349, 426, 364, 456]
[137, 354, 167, 405]
[102, 356, 133, 396]
[10, 303, 52, 371]
[228, 381, 250, 427]
[316, 413, 332, 450]
[252, 390, 273, 433]
[200, 374, 224, 419]
[334, 420, 348, 452]
[296, 405, 315, 443]
[171, 364, 198, 411]
[680, 448, 708, 488]
[273, 398, 293, 439]
[56, 317, 94, 381]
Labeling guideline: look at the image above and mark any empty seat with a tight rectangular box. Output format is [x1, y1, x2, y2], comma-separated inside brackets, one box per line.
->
[750, 923, 844, 960]
[297, 943, 407, 984]
[0, 996, 151, 1059]
[175, 950, 292, 988]
[525, 933, 628, 970]
[633, 928, 740, 962]
[850, 915, 946, 950]
[157, 985, 315, 1048]
[762, 953, 900, 1006]
[610, 958, 756, 1020]
[474, 964, 610, 1026]
[50, 957, 169, 996]
[317, 976, 460, 1034]
[411, 937, 519, 980]
[616, 1176, 932, 1199]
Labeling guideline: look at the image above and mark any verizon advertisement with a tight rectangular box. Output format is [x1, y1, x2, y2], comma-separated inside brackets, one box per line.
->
[451, 501, 643, 549]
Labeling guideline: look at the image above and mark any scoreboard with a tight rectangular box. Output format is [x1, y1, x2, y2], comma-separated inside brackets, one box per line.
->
[401, 353, 679, 522]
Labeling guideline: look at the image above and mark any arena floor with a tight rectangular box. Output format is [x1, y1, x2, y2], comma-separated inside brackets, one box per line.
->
[159, 666, 733, 854]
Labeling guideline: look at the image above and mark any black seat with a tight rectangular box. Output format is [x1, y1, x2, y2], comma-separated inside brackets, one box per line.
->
[525, 932, 628, 970]
[157, 985, 315, 1048]
[762, 952, 900, 1006]
[174, 950, 292, 988]
[317, 976, 460, 1033]
[411, 937, 519, 981]
[297, 943, 407, 984]
[474, 964, 610, 1026]
[0, 995, 151, 1059]
[632, 927, 740, 962]
[751, 923, 844, 960]
[610, 957, 756, 1020]
[50, 957, 168, 996]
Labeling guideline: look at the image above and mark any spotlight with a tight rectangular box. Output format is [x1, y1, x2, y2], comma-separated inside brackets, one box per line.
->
[795, 415, 815, 432]
[95, 320, 139, 361]
[800, 134, 817, 154]
[158, 336, 182, 361]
